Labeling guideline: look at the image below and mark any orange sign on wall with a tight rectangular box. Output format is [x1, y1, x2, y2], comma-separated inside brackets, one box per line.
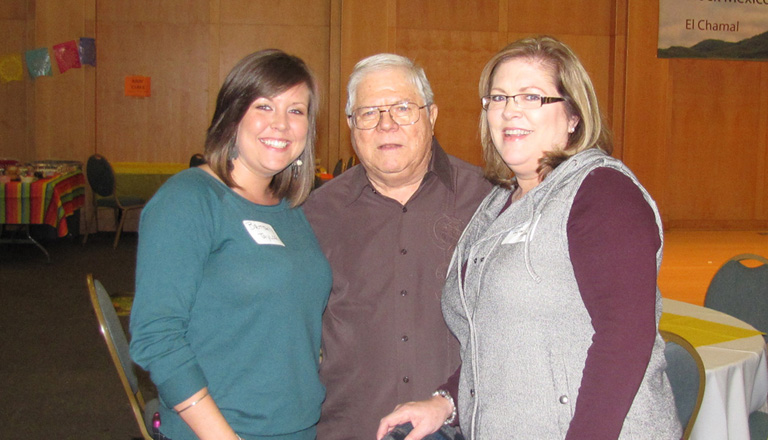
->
[125, 75, 151, 97]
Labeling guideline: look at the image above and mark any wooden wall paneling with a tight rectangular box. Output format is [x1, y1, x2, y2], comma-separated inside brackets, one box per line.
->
[610, 0, 628, 158]
[83, 0, 96, 161]
[337, 0, 396, 165]
[623, 0, 669, 219]
[97, 0, 209, 23]
[665, 60, 766, 229]
[206, 0, 221, 135]
[758, 66, 768, 220]
[0, 0, 30, 161]
[24, 0, 35, 162]
[96, 1, 210, 163]
[394, 0, 499, 166]
[505, 0, 613, 36]
[625, 0, 768, 229]
[79, 0, 96, 234]
[397, 29, 499, 165]
[219, 0, 329, 26]
[32, 0, 92, 162]
[396, 0, 499, 32]
[0, 0, 26, 18]
[216, 25, 331, 97]
[326, 0, 342, 173]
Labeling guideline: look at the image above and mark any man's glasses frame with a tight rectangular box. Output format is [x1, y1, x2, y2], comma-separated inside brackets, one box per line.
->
[348, 102, 428, 130]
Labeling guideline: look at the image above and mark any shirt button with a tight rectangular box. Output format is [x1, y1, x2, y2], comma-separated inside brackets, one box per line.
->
[473, 258, 477, 263]
[401, 335, 408, 342]
[470, 388, 475, 397]
[559, 395, 569, 404]
[403, 376, 410, 383]
[400, 290, 407, 296]
[400, 249, 407, 255]
[402, 207, 408, 213]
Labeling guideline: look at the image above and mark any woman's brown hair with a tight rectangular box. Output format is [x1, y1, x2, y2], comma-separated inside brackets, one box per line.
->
[204, 49, 319, 206]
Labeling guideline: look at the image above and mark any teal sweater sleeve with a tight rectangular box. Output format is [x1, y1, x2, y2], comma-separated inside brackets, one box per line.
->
[130, 170, 217, 406]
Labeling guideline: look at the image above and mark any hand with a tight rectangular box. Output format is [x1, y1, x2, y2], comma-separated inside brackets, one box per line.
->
[376, 395, 453, 440]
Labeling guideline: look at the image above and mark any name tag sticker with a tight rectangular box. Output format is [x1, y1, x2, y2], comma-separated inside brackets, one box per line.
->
[502, 221, 531, 245]
[243, 221, 285, 246]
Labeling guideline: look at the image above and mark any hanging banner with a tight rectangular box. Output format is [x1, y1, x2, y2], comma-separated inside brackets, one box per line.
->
[25, 47, 53, 79]
[0, 53, 24, 83]
[79, 37, 96, 66]
[53, 40, 82, 73]
[658, 0, 768, 61]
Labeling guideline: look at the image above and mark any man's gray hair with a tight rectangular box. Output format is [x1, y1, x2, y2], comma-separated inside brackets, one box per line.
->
[345, 53, 434, 115]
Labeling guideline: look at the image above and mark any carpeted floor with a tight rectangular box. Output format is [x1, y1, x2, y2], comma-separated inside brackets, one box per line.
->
[0, 229, 155, 439]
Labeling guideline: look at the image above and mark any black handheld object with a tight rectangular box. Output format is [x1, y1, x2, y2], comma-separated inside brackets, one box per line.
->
[381, 422, 465, 440]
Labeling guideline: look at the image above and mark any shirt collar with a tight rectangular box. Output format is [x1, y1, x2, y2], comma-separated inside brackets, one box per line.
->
[344, 137, 455, 205]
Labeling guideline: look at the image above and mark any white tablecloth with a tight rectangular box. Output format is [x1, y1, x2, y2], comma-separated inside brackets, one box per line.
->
[662, 298, 768, 440]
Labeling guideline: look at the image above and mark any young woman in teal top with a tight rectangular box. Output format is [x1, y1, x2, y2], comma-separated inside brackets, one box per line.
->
[129, 50, 332, 440]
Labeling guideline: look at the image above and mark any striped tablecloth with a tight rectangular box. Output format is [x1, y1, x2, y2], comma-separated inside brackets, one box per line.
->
[0, 171, 86, 237]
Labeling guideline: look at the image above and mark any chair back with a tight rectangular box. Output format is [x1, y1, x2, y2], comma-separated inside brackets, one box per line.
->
[189, 153, 206, 168]
[749, 411, 768, 439]
[87, 274, 154, 440]
[332, 158, 344, 177]
[86, 154, 116, 197]
[661, 330, 705, 439]
[705, 253, 768, 341]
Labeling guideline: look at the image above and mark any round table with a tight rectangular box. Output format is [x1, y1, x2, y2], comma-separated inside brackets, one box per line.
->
[662, 298, 768, 440]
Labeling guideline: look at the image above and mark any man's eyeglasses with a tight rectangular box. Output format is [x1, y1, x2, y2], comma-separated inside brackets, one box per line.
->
[348, 102, 428, 130]
[481, 94, 565, 111]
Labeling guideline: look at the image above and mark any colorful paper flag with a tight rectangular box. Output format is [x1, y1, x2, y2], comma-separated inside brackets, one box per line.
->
[79, 37, 96, 66]
[53, 40, 81, 73]
[0, 53, 24, 83]
[25, 48, 52, 79]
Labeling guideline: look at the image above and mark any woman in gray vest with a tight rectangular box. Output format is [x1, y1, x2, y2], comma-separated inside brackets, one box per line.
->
[378, 36, 681, 440]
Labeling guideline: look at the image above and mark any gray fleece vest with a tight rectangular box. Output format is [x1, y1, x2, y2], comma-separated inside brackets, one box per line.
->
[442, 149, 682, 439]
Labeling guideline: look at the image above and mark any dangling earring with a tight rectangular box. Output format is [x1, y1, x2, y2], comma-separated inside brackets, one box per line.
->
[228, 138, 239, 161]
[292, 159, 303, 178]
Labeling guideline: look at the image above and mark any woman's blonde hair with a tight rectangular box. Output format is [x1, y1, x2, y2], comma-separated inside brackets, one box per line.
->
[478, 35, 612, 187]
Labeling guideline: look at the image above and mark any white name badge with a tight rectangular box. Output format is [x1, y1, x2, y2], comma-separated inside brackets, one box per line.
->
[502, 221, 531, 245]
[243, 221, 285, 246]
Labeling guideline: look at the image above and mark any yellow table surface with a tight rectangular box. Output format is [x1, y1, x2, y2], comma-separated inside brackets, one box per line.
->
[660, 313, 765, 347]
[112, 162, 186, 175]
[111, 162, 187, 201]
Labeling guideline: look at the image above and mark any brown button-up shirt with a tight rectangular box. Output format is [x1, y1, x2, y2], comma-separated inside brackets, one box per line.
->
[303, 139, 491, 440]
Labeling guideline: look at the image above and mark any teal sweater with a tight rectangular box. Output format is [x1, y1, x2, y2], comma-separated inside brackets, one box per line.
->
[129, 168, 331, 440]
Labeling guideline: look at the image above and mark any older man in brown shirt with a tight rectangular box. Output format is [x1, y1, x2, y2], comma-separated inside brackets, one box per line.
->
[303, 54, 491, 440]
